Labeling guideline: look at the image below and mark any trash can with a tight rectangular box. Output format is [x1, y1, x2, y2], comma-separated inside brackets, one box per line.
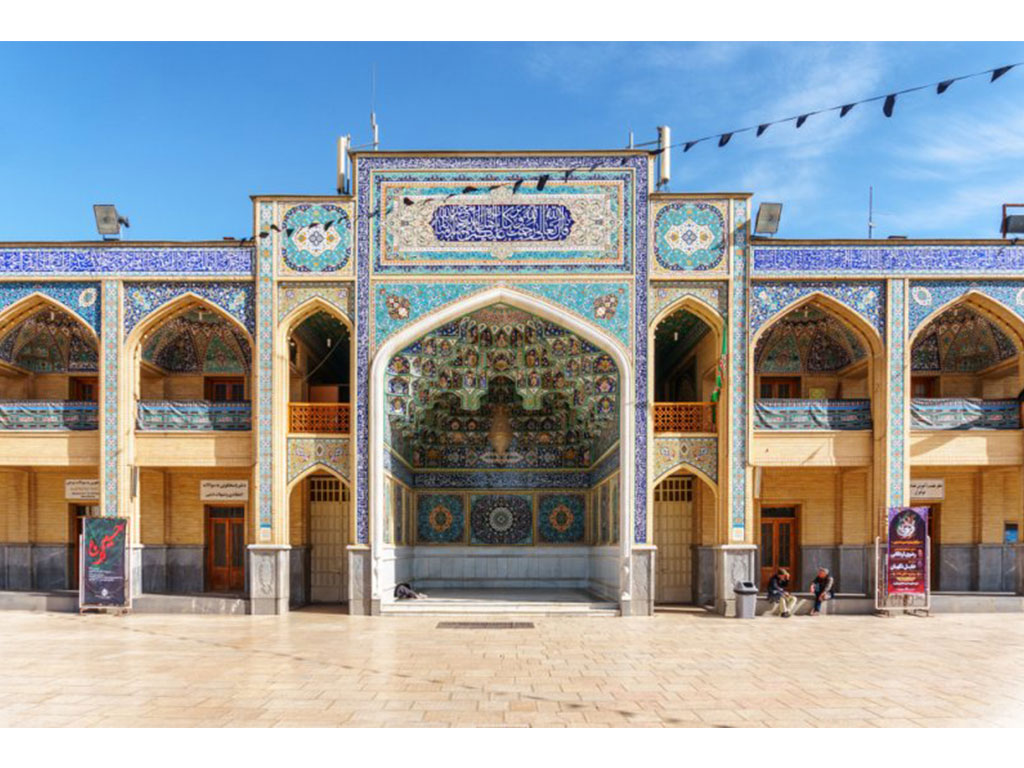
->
[734, 580, 758, 619]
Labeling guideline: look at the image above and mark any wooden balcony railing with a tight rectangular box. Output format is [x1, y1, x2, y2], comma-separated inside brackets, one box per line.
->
[289, 402, 351, 433]
[652, 402, 716, 433]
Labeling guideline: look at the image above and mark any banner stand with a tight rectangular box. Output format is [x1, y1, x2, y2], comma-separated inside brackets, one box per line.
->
[874, 530, 931, 616]
[79, 517, 132, 615]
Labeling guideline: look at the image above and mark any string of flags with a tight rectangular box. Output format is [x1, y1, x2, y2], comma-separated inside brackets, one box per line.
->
[247, 60, 1020, 236]
[661, 60, 1021, 153]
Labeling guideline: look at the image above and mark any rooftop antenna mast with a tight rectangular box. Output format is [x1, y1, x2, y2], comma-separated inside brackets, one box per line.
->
[370, 64, 380, 151]
[868, 186, 875, 239]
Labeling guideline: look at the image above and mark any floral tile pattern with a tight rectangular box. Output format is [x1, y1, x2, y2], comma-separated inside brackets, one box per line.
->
[416, 493, 466, 544]
[652, 201, 728, 272]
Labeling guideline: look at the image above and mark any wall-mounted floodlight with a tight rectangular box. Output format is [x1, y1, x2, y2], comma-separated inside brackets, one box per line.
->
[754, 203, 783, 236]
[93, 204, 130, 239]
[1002, 204, 1024, 237]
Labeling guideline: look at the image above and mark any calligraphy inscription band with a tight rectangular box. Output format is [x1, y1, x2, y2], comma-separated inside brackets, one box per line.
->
[430, 204, 574, 242]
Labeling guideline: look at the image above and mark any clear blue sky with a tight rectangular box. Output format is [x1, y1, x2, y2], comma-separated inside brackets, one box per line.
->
[1, 42, 1022, 242]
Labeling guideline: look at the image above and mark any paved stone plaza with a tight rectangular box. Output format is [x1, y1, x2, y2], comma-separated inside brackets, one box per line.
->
[1, 609, 1022, 727]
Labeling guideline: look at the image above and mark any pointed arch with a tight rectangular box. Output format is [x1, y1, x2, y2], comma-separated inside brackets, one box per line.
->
[750, 290, 883, 359]
[907, 289, 1024, 352]
[126, 291, 254, 352]
[287, 462, 351, 495]
[280, 295, 354, 340]
[0, 292, 100, 346]
[650, 293, 724, 338]
[368, 285, 635, 594]
[653, 462, 718, 496]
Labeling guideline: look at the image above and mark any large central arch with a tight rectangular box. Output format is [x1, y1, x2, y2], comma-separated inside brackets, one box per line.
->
[368, 286, 635, 612]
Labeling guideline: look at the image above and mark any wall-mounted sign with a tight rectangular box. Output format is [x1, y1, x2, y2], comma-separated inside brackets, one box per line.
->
[200, 479, 249, 502]
[910, 478, 944, 500]
[886, 507, 929, 596]
[80, 517, 129, 609]
[65, 479, 100, 501]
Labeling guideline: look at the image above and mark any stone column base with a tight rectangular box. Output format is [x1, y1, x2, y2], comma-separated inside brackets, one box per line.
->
[713, 544, 757, 616]
[128, 544, 144, 599]
[248, 545, 290, 615]
[348, 546, 372, 615]
[625, 545, 654, 616]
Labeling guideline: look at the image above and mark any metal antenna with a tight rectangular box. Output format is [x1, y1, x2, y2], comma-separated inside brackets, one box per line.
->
[370, 64, 380, 151]
[868, 186, 874, 239]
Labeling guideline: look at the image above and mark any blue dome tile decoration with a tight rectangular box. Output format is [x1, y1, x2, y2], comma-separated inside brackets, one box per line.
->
[469, 494, 533, 545]
[281, 203, 352, 273]
[653, 201, 727, 272]
[416, 493, 465, 544]
[537, 493, 585, 544]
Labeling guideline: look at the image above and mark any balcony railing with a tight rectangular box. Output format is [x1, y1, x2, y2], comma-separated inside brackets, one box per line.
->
[0, 400, 98, 430]
[911, 398, 1021, 430]
[137, 400, 251, 431]
[754, 399, 872, 430]
[289, 402, 351, 433]
[652, 402, 716, 433]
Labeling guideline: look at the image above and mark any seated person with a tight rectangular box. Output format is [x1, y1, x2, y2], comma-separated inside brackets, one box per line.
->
[766, 567, 796, 617]
[809, 568, 835, 616]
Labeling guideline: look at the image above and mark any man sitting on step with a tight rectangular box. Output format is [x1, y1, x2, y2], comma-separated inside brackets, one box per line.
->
[766, 568, 797, 618]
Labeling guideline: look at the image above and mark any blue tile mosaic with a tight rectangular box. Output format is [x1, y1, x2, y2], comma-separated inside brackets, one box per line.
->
[280, 203, 352, 273]
[416, 493, 466, 544]
[537, 493, 586, 544]
[0, 247, 253, 276]
[750, 281, 885, 339]
[123, 282, 255, 337]
[753, 244, 1024, 276]
[907, 280, 1024, 335]
[652, 201, 727, 271]
[0, 282, 101, 334]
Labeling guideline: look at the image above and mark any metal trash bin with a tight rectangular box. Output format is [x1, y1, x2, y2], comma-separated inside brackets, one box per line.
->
[734, 580, 758, 619]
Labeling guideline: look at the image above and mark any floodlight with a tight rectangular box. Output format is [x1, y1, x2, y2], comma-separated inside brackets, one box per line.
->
[1003, 215, 1024, 235]
[1002, 204, 1024, 238]
[93, 204, 130, 239]
[754, 203, 783, 236]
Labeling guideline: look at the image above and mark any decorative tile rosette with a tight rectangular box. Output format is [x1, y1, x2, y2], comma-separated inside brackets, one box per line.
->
[469, 494, 533, 545]
[281, 203, 352, 273]
[653, 201, 727, 271]
[537, 493, 585, 544]
[416, 493, 465, 543]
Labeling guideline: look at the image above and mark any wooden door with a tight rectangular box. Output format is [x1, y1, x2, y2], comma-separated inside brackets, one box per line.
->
[654, 476, 695, 603]
[759, 506, 798, 589]
[205, 377, 246, 402]
[309, 477, 350, 603]
[70, 377, 98, 401]
[911, 376, 938, 398]
[207, 506, 245, 592]
[69, 504, 98, 590]
[759, 377, 800, 399]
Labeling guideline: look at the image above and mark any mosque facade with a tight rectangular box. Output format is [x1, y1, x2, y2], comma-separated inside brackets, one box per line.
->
[0, 150, 1021, 615]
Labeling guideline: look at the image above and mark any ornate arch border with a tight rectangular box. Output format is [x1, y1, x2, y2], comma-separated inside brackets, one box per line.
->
[652, 436, 718, 487]
[123, 281, 255, 337]
[749, 280, 886, 338]
[0, 282, 101, 334]
[907, 280, 1024, 336]
[366, 286, 634, 600]
[371, 279, 632, 353]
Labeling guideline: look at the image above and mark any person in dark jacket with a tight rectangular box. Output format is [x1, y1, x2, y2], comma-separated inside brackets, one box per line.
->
[766, 568, 796, 617]
[809, 568, 835, 616]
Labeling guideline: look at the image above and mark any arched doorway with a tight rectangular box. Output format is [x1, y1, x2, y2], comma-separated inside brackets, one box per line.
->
[125, 296, 254, 596]
[652, 470, 717, 605]
[908, 293, 1024, 592]
[287, 469, 352, 606]
[0, 295, 100, 592]
[750, 295, 885, 592]
[369, 288, 633, 608]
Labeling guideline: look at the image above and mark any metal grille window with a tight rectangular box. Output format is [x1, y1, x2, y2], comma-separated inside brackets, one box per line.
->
[654, 476, 693, 502]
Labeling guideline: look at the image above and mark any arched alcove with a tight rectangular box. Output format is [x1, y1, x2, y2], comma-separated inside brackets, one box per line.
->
[369, 287, 634, 606]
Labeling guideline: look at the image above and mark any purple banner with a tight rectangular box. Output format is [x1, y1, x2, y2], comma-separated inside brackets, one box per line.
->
[886, 507, 929, 595]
